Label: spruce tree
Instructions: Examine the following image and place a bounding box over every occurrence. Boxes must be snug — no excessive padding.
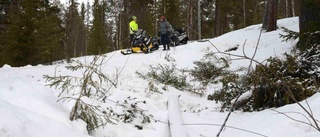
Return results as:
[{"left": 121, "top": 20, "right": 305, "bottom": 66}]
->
[
  {"left": 88, "top": 0, "right": 108, "bottom": 55},
  {"left": 0, "top": 0, "right": 11, "bottom": 66},
  {"left": 164, "top": 0, "right": 181, "bottom": 29},
  {"left": 35, "top": 1, "right": 64, "bottom": 64},
  {"left": 2, "top": 0, "right": 63, "bottom": 66},
  {"left": 80, "top": 2, "right": 88, "bottom": 55},
  {"left": 0, "top": 0, "right": 10, "bottom": 30},
  {"left": 64, "top": 0, "right": 86, "bottom": 62}
]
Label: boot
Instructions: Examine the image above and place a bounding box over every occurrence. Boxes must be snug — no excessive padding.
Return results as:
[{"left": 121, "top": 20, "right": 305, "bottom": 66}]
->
[{"left": 163, "top": 44, "right": 167, "bottom": 50}]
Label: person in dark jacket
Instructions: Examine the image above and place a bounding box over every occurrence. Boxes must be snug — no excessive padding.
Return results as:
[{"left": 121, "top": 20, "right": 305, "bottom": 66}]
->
[{"left": 159, "top": 15, "right": 173, "bottom": 50}]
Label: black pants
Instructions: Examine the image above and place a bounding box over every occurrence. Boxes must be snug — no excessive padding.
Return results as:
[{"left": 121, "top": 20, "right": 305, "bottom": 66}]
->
[
  {"left": 130, "top": 34, "right": 135, "bottom": 45},
  {"left": 161, "top": 33, "right": 170, "bottom": 50}
]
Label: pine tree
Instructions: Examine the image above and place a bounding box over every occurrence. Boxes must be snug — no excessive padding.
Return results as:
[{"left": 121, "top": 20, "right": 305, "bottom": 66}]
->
[
  {"left": 0, "top": 0, "right": 10, "bottom": 30},
  {"left": 87, "top": 0, "right": 108, "bottom": 55},
  {"left": 1, "top": 0, "right": 63, "bottom": 66},
  {"left": 117, "top": 0, "right": 129, "bottom": 49},
  {"left": 0, "top": 0, "right": 11, "bottom": 66},
  {"left": 80, "top": 2, "right": 88, "bottom": 55},
  {"left": 35, "top": 1, "right": 64, "bottom": 64},
  {"left": 200, "top": 0, "right": 214, "bottom": 38},
  {"left": 64, "top": 0, "right": 86, "bottom": 62},
  {"left": 163, "top": 0, "right": 181, "bottom": 29}
]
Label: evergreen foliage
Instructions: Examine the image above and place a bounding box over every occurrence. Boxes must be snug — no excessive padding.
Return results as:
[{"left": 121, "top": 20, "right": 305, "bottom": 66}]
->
[
  {"left": 189, "top": 52, "right": 250, "bottom": 111},
  {"left": 200, "top": 0, "right": 215, "bottom": 38},
  {"left": 0, "top": 0, "right": 11, "bottom": 66},
  {"left": 205, "top": 51, "right": 317, "bottom": 111},
  {"left": 0, "top": 0, "right": 305, "bottom": 67},
  {"left": 44, "top": 55, "right": 152, "bottom": 134},
  {"left": 208, "top": 74, "right": 252, "bottom": 112},
  {"left": 138, "top": 52, "right": 238, "bottom": 97},
  {"left": 0, "top": 0, "right": 10, "bottom": 29},
  {"left": 113, "top": 96, "right": 152, "bottom": 128},
  {"left": 1, "top": 0, "right": 63, "bottom": 66},
  {"left": 248, "top": 52, "right": 317, "bottom": 110},
  {"left": 44, "top": 55, "right": 117, "bottom": 134},
  {"left": 64, "top": 0, "right": 87, "bottom": 62},
  {"left": 88, "top": 0, "right": 109, "bottom": 55},
  {"left": 279, "top": 27, "right": 299, "bottom": 42},
  {"left": 136, "top": 64, "right": 192, "bottom": 93},
  {"left": 164, "top": 0, "right": 181, "bottom": 28},
  {"left": 190, "top": 52, "right": 230, "bottom": 86},
  {"left": 207, "top": 23, "right": 319, "bottom": 112}
]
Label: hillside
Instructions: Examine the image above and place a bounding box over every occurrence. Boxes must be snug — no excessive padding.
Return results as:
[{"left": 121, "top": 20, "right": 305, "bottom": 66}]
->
[{"left": 1, "top": 17, "right": 319, "bottom": 137}]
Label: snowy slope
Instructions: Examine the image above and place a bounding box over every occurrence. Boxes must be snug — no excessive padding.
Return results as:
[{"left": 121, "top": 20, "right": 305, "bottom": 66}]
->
[{"left": 1, "top": 17, "right": 319, "bottom": 137}]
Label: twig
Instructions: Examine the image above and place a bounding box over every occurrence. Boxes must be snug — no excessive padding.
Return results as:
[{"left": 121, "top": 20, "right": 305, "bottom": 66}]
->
[
  {"left": 182, "top": 24, "right": 221, "bottom": 52},
  {"left": 184, "top": 123, "right": 268, "bottom": 137},
  {"left": 270, "top": 109, "right": 319, "bottom": 131},
  {"left": 216, "top": 26, "right": 264, "bottom": 137}
]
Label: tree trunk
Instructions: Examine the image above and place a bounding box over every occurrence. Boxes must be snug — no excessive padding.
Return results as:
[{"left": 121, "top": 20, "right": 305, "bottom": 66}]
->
[
  {"left": 299, "top": 0, "right": 320, "bottom": 32},
  {"left": 262, "top": 0, "right": 278, "bottom": 32},
  {"left": 286, "top": 0, "right": 289, "bottom": 17},
  {"left": 197, "top": 0, "right": 201, "bottom": 40},
  {"left": 214, "top": 0, "right": 221, "bottom": 37},
  {"left": 116, "top": 12, "right": 120, "bottom": 49},
  {"left": 163, "top": 0, "right": 166, "bottom": 14},
  {"left": 298, "top": 0, "right": 320, "bottom": 50},
  {"left": 154, "top": 0, "right": 157, "bottom": 36},
  {"left": 291, "top": 0, "right": 295, "bottom": 16},
  {"left": 122, "top": 1, "right": 129, "bottom": 48},
  {"left": 262, "top": 0, "right": 268, "bottom": 29},
  {"left": 267, "top": 0, "right": 278, "bottom": 31},
  {"left": 188, "top": 0, "right": 193, "bottom": 39},
  {"left": 243, "top": 0, "right": 246, "bottom": 27}
]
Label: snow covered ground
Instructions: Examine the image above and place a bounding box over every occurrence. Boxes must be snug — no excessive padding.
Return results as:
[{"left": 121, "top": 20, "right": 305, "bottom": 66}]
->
[{"left": 1, "top": 17, "right": 319, "bottom": 137}]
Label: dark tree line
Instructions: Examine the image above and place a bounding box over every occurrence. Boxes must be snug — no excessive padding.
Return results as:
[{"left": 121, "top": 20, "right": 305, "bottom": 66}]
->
[
  {"left": 0, "top": 0, "right": 63, "bottom": 66},
  {"left": 0, "top": 0, "right": 318, "bottom": 67}
]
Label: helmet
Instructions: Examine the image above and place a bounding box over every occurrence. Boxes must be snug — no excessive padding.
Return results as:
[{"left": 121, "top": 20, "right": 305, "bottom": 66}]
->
[
  {"left": 132, "top": 16, "right": 137, "bottom": 20},
  {"left": 160, "top": 15, "right": 165, "bottom": 20}
]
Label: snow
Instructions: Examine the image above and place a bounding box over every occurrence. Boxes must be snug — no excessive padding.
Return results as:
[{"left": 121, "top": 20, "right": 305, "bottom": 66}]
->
[
  {"left": 1, "top": 17, "right": 319, "bottom": 137},
  {"left": 167, "top": 94, "right": 188, "bottom": 137}
]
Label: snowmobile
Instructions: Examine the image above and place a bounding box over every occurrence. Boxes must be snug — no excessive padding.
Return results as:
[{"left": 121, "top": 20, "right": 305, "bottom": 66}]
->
[
  {"left": 121, "top": 29, "right": 159, "bottom": 55},
  {"left": 170, "top": 27, "right": 188, "bottom": 46},
  {"left": 158, "top": 27, "right": 189, "bottom": 47}
]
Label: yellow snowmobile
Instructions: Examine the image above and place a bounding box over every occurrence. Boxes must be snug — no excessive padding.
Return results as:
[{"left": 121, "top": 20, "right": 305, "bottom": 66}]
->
[{"left": 121, "top": 29, "right": 159, "bottom": 55}]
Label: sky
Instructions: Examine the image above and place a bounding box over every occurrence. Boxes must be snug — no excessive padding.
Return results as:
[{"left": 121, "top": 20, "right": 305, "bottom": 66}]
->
[
  {"left": 58, "top": 0, "right": 91, "bottom": 5},
  {"left": 1, "top": 17, "right": 320, "bottom": 137}
]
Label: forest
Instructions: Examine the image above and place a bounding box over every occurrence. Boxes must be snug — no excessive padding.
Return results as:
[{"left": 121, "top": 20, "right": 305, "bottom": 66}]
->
[{"left": 0, "top": 0, "right": 319, "bottom": 67}]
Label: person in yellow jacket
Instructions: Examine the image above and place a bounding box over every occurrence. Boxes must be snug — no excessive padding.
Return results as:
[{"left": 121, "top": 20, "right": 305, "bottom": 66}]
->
[{"left": 129, "top": 16, "right": 138, "bottom": 45}]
